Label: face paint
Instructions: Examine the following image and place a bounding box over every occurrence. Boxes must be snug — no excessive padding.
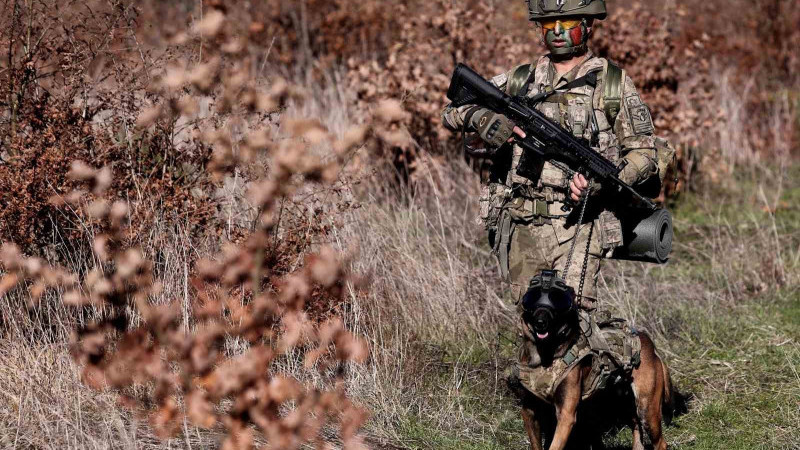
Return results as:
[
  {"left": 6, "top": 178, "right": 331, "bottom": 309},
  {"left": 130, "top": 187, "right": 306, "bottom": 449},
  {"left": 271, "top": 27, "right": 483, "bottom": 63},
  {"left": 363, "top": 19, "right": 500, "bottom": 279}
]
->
[
  {"left": 568, "top": 25, "right": 585, "bottom": 46},
  {"left": 541, "top": 19, "right": 589, "bottom": 56}
]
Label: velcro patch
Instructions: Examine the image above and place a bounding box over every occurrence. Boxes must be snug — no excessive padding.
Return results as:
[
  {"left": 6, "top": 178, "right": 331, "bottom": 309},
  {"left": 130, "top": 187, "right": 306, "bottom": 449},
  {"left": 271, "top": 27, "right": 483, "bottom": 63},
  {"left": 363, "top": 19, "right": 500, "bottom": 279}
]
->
[
  {"left": 491, "top": 73, "right": 508, "bottom": 88},
  {"left": 625, "top": 94, "right": 654, "bottom": 135}
]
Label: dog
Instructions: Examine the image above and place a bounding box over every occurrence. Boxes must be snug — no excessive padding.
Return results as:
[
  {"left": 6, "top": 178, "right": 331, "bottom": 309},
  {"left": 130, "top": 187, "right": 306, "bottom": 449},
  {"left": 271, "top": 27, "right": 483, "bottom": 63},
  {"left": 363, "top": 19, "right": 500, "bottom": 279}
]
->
[{"left": 509, "top": 271, "right": 673, "bottom": 450}]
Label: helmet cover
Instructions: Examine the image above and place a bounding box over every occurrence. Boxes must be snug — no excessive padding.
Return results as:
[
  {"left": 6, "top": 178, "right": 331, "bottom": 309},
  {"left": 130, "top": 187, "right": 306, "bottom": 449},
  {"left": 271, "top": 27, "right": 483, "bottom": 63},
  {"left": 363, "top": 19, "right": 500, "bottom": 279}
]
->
[{"left": 527, "top": 0, "right": 608, "bottom": 21}]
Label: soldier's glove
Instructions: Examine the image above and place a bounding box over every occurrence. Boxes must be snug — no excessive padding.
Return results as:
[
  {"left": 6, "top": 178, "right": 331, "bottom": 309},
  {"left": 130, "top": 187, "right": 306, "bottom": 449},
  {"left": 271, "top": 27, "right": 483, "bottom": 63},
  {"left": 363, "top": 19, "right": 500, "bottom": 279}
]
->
[
  {"left": 618, "top": 152, "right": 658, "bottom": 186},
  {"left": 471, "top": 110, "right": 515, "bottom": 148}
]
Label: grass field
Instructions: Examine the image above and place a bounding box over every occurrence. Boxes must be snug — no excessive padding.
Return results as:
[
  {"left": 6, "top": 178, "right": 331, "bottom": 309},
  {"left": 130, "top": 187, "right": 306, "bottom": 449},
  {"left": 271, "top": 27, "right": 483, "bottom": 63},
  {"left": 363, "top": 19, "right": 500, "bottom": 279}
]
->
[
  {"left": 1, "top": 160, "right": 797, "bottom": 450},
  {"left": 2, "top": 1, "right": 799, "bottom": 447},
  {"left": 1, "top": 121, "right": 796, "bottom": 450},
  {"left": 361, "top": 163, "right": 800, "bottom": 450}
]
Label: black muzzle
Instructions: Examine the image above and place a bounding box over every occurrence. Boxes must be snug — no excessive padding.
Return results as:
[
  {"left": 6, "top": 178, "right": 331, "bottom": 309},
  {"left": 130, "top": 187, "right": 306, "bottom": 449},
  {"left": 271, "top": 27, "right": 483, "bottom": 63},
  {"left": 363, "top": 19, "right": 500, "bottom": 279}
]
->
[{"left": 521, "top": 270, "right": 576, "bottom": 340}]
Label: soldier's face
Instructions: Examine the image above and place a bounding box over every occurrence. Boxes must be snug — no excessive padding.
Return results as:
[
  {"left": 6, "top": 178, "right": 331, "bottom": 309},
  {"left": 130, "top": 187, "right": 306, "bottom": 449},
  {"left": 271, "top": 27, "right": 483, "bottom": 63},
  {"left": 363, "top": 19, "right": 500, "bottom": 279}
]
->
[{"left": 539, "top": 18, "right": 591, "bottom": 52}]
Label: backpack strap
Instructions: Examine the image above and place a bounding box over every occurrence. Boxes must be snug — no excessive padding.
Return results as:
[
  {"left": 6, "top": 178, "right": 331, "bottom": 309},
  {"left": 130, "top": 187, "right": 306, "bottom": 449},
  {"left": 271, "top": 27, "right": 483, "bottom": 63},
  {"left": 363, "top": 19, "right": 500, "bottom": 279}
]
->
[
  {"left": 507, "top": 63, "right": 535, "bottom": 98},
  {"left": 603, "top": 60, "right": 624, "bottom": 124}
]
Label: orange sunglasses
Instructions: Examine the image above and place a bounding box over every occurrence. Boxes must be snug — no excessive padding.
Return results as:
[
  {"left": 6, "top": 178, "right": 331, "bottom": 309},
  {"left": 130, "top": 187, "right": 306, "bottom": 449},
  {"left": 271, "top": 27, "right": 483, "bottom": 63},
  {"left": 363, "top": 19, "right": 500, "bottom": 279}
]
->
[{"left": 539, "top": 19, "right": 584, "bottom": 31}]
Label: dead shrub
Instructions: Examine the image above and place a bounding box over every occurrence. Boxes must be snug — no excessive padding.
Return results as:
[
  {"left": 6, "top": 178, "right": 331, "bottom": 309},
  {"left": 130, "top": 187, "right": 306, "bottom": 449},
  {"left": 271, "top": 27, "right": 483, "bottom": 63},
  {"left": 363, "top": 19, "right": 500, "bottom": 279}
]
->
[{"left": 0, "top": 2, "right": 385, "bottom": 448}]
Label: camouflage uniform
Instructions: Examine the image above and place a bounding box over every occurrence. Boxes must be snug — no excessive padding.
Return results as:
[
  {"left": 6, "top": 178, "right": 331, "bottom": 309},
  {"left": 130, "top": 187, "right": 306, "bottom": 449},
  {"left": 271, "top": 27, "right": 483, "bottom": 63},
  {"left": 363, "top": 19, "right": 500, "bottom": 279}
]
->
[
  {"left": 442, "top": 51, "right": 660, "bottom": 307},
  {"left": 442, "top": 0, "right": 670, "bottom": 407}
]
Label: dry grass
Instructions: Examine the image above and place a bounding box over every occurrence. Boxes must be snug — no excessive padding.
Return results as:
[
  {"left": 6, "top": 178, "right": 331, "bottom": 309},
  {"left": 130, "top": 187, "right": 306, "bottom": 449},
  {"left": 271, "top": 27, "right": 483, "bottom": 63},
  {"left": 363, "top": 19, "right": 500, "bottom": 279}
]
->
[{"left": 1, "top": 1, "right": 799, "bottom": 449}]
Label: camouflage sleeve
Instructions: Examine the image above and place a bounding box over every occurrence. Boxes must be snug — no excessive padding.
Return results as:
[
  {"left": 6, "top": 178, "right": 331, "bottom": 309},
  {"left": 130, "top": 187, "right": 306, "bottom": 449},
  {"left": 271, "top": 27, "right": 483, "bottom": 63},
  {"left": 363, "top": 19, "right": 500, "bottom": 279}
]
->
[
  {"left": 613, "top": 75, "right": 659, "bottom": 186},
  {"left": 440, "top": 70, "right": 511, "bottom": 131}
]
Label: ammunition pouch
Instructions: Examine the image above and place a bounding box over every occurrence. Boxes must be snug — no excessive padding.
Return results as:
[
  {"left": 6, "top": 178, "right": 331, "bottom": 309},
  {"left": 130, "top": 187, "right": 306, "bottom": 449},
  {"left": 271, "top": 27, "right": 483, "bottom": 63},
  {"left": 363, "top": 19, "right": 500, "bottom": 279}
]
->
[
  {"left": 598, "top": 210, "right": 623, "bottom": 251},
  {"left": 654, "top": 136, "right": 677, "bottom": 185},
  {"left": 479, "top": 183, "right": 511, "bottom": 230},
  {"left": 506, "top": 196, "right": 553, "bottom": 225}
]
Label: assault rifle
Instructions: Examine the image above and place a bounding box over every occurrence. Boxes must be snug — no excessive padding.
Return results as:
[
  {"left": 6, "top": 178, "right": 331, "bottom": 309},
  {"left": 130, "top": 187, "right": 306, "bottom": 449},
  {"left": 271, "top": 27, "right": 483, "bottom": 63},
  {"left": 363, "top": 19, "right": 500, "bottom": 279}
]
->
[{"left": 446, "top": 63, "right": 657, "bottom": 211}]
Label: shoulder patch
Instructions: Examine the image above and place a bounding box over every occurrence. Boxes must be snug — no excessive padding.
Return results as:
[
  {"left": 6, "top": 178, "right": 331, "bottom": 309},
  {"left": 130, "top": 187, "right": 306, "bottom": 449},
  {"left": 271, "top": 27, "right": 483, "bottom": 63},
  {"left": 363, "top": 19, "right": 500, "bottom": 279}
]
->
[
  {"left": 491, "top": 73, "right": 508, "bottom": 88},
  {"left": 625, "top": 94, "right": 654, "bottom": 135}
]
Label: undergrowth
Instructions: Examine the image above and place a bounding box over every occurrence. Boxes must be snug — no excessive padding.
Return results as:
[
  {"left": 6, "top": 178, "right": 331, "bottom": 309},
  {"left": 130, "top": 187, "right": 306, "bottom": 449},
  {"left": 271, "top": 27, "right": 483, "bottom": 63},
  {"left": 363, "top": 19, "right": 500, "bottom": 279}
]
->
[
  {"left": 357, "top": 161, "right": 799, "bottom": 449},
  {"left": 1, "top": 1, "right": 798, "bottom": 449}
]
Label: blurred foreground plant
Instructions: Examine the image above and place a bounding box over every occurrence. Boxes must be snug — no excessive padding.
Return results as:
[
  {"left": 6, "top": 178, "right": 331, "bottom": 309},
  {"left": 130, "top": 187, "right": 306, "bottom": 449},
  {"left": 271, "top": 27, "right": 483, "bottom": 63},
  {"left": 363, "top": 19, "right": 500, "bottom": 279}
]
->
[{"left": 0, "top": 4, "right": 419, "bottom": 448}]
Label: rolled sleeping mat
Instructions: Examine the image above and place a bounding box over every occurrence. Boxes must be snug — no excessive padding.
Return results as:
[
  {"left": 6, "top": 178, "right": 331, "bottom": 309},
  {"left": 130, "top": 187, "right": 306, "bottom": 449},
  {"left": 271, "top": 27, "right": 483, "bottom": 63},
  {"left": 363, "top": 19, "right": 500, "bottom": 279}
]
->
[{"left": 611, "top": 208, "right": 673, "bottom": 264}]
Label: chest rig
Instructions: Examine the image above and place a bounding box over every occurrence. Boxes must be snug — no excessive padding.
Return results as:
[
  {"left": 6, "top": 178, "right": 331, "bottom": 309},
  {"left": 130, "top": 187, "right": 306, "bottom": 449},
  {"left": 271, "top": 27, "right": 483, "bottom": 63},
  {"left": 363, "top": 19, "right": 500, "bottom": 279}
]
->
[
  {"left": 481, "top": 56, "right": 627, "bottom": 274},
  {"left": 505, "top": 56, "right": 624, "bottom": 191}
]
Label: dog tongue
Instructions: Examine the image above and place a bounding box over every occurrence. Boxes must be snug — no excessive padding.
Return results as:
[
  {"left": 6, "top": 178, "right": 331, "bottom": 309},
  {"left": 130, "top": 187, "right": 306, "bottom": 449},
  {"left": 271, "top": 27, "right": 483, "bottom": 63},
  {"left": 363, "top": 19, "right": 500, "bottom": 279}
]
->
[{"left": 536, "top": 331, "right": 549, "bottom": 340}]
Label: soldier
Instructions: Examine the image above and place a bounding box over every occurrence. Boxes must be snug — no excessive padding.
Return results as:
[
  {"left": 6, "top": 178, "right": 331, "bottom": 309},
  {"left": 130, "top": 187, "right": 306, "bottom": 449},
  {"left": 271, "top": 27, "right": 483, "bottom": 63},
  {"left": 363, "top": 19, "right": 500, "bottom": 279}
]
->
[
  {"left": 442, "top": 0, "right": 663, "bottom": 311},
  {"left": 441, "top": 0, "right": 677, "bottom": 411}
]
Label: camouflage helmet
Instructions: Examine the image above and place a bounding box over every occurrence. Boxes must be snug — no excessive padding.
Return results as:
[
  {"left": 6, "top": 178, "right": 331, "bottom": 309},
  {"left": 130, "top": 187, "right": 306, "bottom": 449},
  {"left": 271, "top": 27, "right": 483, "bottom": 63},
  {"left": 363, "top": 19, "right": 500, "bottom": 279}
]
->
[{"left": 527, "top": 0, "right": 608, "bottom": 21}]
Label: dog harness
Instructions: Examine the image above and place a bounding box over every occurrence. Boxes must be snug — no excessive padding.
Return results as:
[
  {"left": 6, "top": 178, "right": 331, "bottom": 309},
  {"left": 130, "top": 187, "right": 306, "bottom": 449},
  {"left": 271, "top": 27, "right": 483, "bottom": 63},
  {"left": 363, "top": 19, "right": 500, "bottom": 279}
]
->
[{"left": 515, "top": 311, "right": 642, "bottom": 403}]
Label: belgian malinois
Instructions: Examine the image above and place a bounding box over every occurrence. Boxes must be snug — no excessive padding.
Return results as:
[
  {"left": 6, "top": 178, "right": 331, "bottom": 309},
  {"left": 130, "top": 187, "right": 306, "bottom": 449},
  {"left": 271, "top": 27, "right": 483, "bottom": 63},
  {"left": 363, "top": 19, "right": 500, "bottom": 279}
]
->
[{"left": 510, "top": 271, "right": 673, "bottom": 450}]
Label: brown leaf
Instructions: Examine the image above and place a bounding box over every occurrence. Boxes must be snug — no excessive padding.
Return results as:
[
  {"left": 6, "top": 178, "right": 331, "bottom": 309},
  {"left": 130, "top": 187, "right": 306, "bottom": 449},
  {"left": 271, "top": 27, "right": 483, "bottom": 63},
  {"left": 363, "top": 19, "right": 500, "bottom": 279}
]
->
[
  {"left": 23, "top": 257, "right": 43, "bottom": 277},
  {"left": 136, "top": 105, "right": 163, "bottom": 129},
  {"left": 196, "top": 258, "right": 223, "bottom": 282},
  {"left": 47, "top": 194, "right": 66, "bottom": 207},
  {"left": 109, "top": 201, "right": 129, "bottom": 226},
  {"left": 116, "top": 249, "right": 145, "bottom": 279},
  {"left": 187, "top": 390, "right": 217, "bottom": 428},
  {"left": 192, "top": 10, "right": 225, "bottom": 38},
  {"left": 67, "top": 161, "right": 96, "bottom": 181},
  {"left": 161, "top": 67, "right": 186, "bottom": 91},
  {"left": 0, "top": 243, "right": 22, "bottom": 270},
  {"left": 87, "top": 199, "right": 110, "bottom": 219},
  {"left": 378, "top": 129, "right": 411, "bottom": 148},
  {"left": 151, "top": 397, "right": 181, "bottom": 439},
  {"left": 82, "top": 365, "right": 108, "bottom": 391},
  {"left": 307, "top": 246, "right": 341, "bottom": 287},
  {"left": 245, "top": 129, "right": 273, "bottom": 152},
  {"left": 187, "top": 58, "right": 220, "bottom": 93},
  {"left": 28, "top": 283, "right": 46, "bottom": 304},
  {"left": 221, "top": 426, "right": 254, "bottom": 450},
  {"left": 222, "top": 37, "right": 246, "bottom": 54},
  {"left": 375, "top": 99, "right": 409, "bottom": 123},
  {"left": 0, "top": 273, "right": 20, "bottom": 297},
  {"left": 65, "top": 190, "right": 85, "bottom": 205},
  {"left": 93, "top": 167, "right": 112, "bottom": 195},
  {"left": 175, "top": 96, "right": 199, "bottom": 116},
  {"left": 285, "top": 118, "right": 329, "bottom": 145},
  {"left": 334, "top": 125, "right": 370, "bottom": 154},
  {"left": 63, "top": 289, "right": 89, "bottom": 306},
  {"left": 279, "top": 312, "right": 312, "bottom": 352},
  {"left": 338, "top": 335, "right": 369, "bottom": 363},
  {"left": 279, "top": 272, "right": 312, "bottom": 307},
  {"left": 343, "top": 435, "right": 370, "bottom": 450},
  {"left": 266, "top": 376, "right": 304, "bottom": 404}
]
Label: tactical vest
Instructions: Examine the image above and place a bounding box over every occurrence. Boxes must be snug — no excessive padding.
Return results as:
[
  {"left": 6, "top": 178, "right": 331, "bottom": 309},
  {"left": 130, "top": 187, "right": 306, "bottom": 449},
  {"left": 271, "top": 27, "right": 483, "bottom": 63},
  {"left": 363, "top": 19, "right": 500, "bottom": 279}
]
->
[
  {"left": 506, "top": 56, "right": 624, "bottom": 188},
  {"left": 515, "top": 311, "right": 643, "bottom": 404},
  {"left": 480, "top": 56, "right": 627, "bottom": 250}
]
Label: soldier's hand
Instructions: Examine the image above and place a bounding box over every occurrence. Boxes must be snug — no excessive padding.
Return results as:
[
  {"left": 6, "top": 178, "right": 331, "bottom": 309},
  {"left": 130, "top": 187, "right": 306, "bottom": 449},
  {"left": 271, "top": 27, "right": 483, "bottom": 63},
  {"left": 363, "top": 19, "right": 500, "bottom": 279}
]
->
[
  {"left": 507, "top": 126, "right": 526, "bottom": 143},
  {"left": 569, "top": 173, "right": 589, "bottom": 201},
  {"left": 473, "top": 111, "right": 516, "bottom": 147}
]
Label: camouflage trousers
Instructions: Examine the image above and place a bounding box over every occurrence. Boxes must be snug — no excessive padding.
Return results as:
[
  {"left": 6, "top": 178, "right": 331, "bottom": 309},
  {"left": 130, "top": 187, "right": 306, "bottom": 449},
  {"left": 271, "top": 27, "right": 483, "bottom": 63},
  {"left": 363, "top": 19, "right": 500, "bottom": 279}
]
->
[
  {"left": 497, "top": 202, "right": 636, "bottom": 404},
  {"left": 505, "top": 209, "right": 604, "bottom": 308}
]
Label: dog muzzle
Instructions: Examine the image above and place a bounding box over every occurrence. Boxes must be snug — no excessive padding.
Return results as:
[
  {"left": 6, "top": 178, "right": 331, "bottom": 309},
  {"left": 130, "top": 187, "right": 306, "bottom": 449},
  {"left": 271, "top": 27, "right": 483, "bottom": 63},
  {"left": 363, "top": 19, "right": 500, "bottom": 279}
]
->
[
  {"left": 521, "top": 270, "right": 576, "bottom": 340},
  {"left": 531, "top": 308, "right": 554, "bottom": 340}
]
